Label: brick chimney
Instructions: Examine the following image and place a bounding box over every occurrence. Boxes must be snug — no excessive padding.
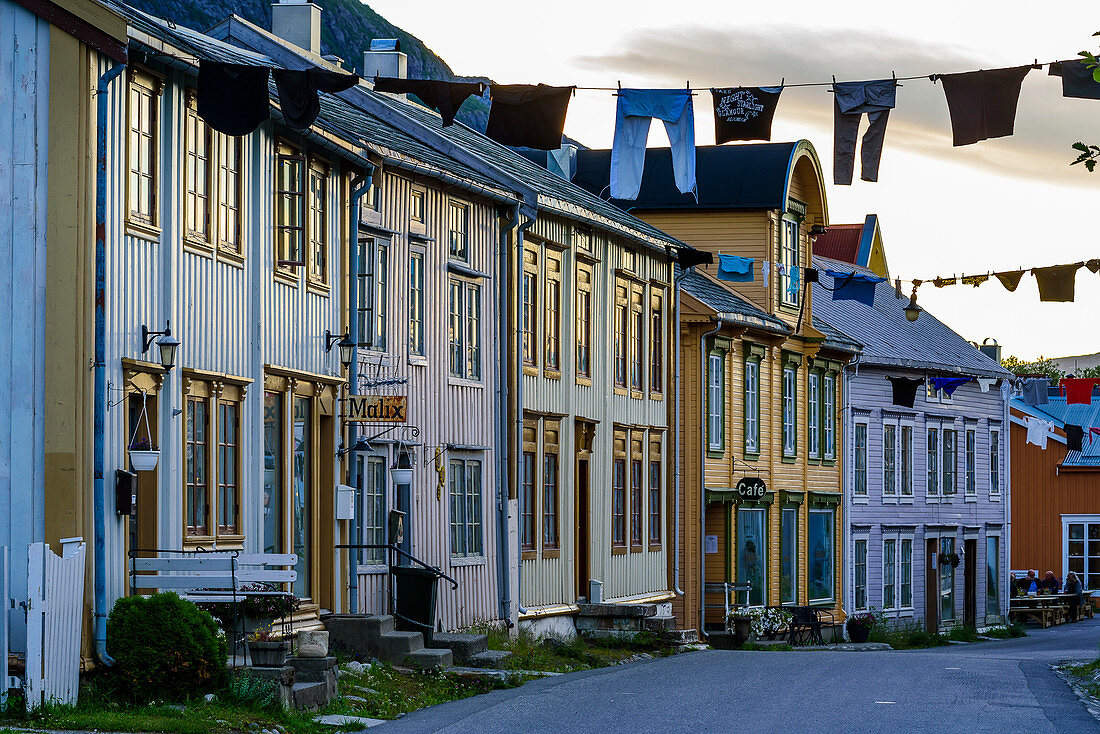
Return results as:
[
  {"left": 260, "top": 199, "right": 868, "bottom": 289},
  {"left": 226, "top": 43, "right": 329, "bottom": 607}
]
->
[{"left": 271, "top": 0, "right": 321, "bottom": 55}]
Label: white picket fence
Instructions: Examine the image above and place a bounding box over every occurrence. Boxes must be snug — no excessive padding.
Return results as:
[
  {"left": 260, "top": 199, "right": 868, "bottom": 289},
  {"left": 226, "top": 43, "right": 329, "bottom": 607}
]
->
[{"left": 24, "top": 538, "right": 85, "bottom": 710}]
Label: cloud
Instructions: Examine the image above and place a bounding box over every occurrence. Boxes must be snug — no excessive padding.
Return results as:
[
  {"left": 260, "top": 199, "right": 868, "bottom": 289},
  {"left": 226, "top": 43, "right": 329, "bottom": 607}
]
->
[{"left": 577, "top": 25, "right": 1100, "bottom": 185}]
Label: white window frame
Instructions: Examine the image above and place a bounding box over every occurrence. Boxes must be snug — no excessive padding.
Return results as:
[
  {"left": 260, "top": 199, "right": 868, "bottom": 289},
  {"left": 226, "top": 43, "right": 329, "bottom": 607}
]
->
[
  {"left": 882, "top": 421, "right": 897, "bottom": 499},
  {"left": 881, "top": 531, "right": 915, "bottom": 613},
  {"left": 448, "top": 277, "right": 482, "bottom": 381},
  {"left": 449, "top": 457, "right": 484, "bottom": 560},
  {"left": 1062, "top": 515, "right": 1100, "bottom": 591},
  {"left": 926, "top": 425, "right": 940, "bottom": 499},
  {"left": 707, "top": 352, "right": 724, "bottom": 452},
  {"left": 782, "top": 365, "right": 797, "bottom": 457},
  {"left": 358, "top": 454, "right": 387, "bottom": 566},
  {"left": 357, "top": 237, "right": 388, "bottom": 351},
  {"left": 779, "top": 217, "right": 800, "bottom": 307},
  {"left": 854, "top": 538, "right": 868, "bottom": 611},
  {"left": 989, "top": 427, "right": 1001, "bottom": 497},
  {"left": 823, "top": 374, "right": 836, "bottom": 460},
  {"left": 807, "top": 372, "right": 820, "bottom": 460},
  {"left": 900, "top": 421, "right": 914, "bottom": 499},
  {"left": 853, "top": 421, "right": 868, "bottom": 498},
  {"left": 883, "top": 537, "right": 897, "bottom": 610},
  {"left": 807, "top": 508, "right": 835, "bottom": 603},
  {"left": 943, "top": 427, "right": 958, "bottom": 496},
  {"left": 744, "top": 359, "right": 759, "bottom": 454},
  {"left": 965, "top": 427, "right": 977, "bottom": 498},
  {"left": 408, "top": 249, "right": 425, "bottom": 357}
]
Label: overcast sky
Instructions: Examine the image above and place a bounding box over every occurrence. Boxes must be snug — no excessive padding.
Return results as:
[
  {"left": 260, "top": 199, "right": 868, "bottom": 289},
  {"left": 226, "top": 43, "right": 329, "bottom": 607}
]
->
[{"left": 369, "top": 0, "right": 1100, "bottom": 361}]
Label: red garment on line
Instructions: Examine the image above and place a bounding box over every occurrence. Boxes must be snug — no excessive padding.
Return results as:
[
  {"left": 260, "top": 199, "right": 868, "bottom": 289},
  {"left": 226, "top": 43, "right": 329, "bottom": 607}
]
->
[{"left": 1061, "top": 378, "right": 1100, "bottom": 405}]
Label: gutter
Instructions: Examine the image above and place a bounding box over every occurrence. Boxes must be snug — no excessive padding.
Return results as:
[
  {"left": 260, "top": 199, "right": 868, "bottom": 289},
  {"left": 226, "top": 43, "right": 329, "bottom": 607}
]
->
[
  {"left": 698, "top": 319, "right": 723, "bottom": 636},
  {"left": 93, "top": 61, "right": 127, "bottom": 666},
  {"left": 494, "top": 206, "right": 514, "bottom": 625},
  {"left": 346, "top": 167, "right": 374, "bottom": 612},
  {"left": 672, "top": 267, "right": 693, "bottom": 597},
  {"left": 513, "top": 203, "right": 535, "bottom": 617}
]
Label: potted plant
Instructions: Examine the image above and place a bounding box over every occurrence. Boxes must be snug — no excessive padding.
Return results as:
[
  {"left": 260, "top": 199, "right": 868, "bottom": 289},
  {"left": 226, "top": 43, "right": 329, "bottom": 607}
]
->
[
  {"left": 939, "top": 552, "right": 961, "bottom": 569},
  {"left": 846, "top": 612, "right": 875, "bottom": 643},
  {"left": 736, "top": 607, "right": 793, "bottom": 641},
  {"left": 196, "top": 585, "right": 299, "bottom": 647},
  {"left": 128, "top": 436, "right": 160, "bottom": 471},
  {"left": 247, "top": 624, "right": 288, "bottom": 667}
]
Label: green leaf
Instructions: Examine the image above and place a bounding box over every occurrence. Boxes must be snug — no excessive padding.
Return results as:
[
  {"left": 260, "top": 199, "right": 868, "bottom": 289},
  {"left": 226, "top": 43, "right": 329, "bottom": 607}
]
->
[
  {"left": 1087, "top": 160, "right": 1096, "bottom": 172},
  {"left": 1073, "top": 142, "right": 1089, "bottom": 152}
]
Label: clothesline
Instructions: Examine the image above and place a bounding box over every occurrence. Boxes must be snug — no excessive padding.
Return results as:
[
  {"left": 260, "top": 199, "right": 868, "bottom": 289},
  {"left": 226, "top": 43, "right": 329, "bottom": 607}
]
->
[{"left": 893, "top": 258, "right": 1100, "bottom": 290}]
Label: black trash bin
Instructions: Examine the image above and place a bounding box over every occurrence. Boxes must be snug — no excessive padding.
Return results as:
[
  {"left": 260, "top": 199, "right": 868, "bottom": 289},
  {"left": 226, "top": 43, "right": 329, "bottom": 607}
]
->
[{"left": 391, "top": 565, "right": 439, "bottom": 646}]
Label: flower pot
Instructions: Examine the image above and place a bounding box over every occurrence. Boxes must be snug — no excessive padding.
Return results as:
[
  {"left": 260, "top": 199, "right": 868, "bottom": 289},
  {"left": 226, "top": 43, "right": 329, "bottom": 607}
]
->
[
  {"left": 248, "top": 640, "right": 288, "bottom": 667},
  {"left": 847, "top": 624, "right": 870, "bottom": 644},
  {"left": 129, "top": 449, "right": 160, "bottom": 471}
]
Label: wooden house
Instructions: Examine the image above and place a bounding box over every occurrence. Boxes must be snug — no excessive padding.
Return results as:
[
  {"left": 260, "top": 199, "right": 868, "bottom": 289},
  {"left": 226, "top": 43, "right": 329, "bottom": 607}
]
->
[{"left": 574, "top": 142, "right": 857, "bottom": 632}]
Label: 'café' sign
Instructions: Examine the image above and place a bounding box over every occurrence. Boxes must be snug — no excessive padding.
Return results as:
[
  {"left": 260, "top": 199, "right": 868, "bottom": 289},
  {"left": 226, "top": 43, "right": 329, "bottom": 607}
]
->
[
  {"left": 343, "top": 395, "right": 407, "bottom": 423},
  {"left": 736, "top": 477, "right": 767, "bottom": 500}
]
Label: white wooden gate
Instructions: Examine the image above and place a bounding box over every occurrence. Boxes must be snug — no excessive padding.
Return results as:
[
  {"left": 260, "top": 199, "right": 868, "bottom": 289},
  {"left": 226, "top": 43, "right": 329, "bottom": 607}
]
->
[{"left": 25, "top": 538, "right": 85, "bottom": 710}]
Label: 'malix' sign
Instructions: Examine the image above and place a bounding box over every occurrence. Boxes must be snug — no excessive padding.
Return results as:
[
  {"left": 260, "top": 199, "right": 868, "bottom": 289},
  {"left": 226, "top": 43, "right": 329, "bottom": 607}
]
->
[{"left": 342, "top": 395, "right": 407, "bottom": 423}]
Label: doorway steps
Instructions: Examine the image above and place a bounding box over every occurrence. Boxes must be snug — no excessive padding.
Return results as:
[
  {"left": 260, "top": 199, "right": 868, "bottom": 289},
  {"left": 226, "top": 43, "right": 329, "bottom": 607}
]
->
[
  {"left": 576, "top": 603, "right": 699, "bottom": 644},
  {"left": 322, "top": 613, "right": 512, "bottom": 670}
]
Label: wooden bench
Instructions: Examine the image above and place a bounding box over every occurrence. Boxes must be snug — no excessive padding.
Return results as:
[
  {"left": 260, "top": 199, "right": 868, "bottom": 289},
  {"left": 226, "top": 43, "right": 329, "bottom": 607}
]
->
[{"left": 1009, "top": 599, "right": 1068, "bottom": 628}]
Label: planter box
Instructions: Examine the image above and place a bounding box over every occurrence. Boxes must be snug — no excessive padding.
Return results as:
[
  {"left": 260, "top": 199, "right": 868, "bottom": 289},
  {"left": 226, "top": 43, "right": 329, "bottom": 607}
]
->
[
  {"left": 129, "top": 449, "right": 160, "bottom": 471},
  {"left": 248, "top": 640, "right": 289, "bottom": 667}
]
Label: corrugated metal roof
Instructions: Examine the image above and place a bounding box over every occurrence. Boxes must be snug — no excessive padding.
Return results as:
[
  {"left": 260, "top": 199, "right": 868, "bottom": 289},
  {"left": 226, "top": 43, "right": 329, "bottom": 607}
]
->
[
  {"left": 573, "top": 143, "right": 800, "bottom": 211},
  {"left": 1011, "top": 396, "right": 1100, "bottom": 466},
  {"left": 678, "top": 269, "right": 789, "bottom": 334},
  {"left": 813, "top": 223, "right": 863, "bottom": 264},
  {"left": 812, "top": 255, "right": 1011, "bottom": 379}
]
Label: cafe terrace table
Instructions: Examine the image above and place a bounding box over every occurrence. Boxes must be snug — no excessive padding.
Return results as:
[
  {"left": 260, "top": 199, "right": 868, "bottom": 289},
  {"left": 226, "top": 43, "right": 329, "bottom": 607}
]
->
[{"left": 1009, "top": 595, "right": 1069, "bottom": 628}]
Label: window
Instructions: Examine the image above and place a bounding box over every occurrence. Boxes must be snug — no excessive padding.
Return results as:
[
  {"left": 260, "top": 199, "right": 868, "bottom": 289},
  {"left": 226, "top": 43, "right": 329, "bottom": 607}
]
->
[
  {"left": 901, "top": 539, "right": 913, "bottom": 607},
  {"left": 448, "top": 201, "right": 469, "bottom": 260},
  {"left": 449, "top": 458, "right": 483, "bottom": 557},
  {"left": 630, "top": 285, "right": 645, "bottom": 392},
  {"left": 520, "top": 452, "right": 535, "bottom": 551},
  {"left": 410, "top": 188, "right": 425, "bottom": 224},
  {"left": 807, "top": 373, "right": 820, "bottom": 459},
  {"left": 217, "top": 135, "right": 242, "bottom": 254},
  {"left": 614, "top": 281, "right": 628, "bottom": 387},
  {"left": 990, "top": 429, "right": 1001, "bottom": 494},
  {"left": 522, "top": 249, "right": 538, "bottom": 367},
  {"left": 883, "top": 423, "right": 897, "bottom": 497},
  {"left": 927, "top": 427, "right": 939, "bottom": 496},
  {"left": 612, "top": 460, "right": 626, "bottom": 547},
  {"left": 986, "top": 536, "right": 1000, "bottom": 616},
  {"left": 708, "top": 353, "right": 724, "bottom": 452},
  {"left": 782, "top": 364, "right": 797, "bottom": 457},
  {"left": 356, "top": 238, "right": 388, "bottom": 348},
  {"left": 883, "top": 539, "right": 896, "bottom": 609},
  {"left": 927, "top": 381, "right": 953, "bottom": 403},
  {"left": 448, "top": 278, "right": 482, "bottom": 380},
  {"left": 648, "top": 434, "right": 662, "bottom": 545},
  {"left": 780, "top": 218, "right": 800, "bottom": 306},
  {"left": 409, "top": 251, "right": 425, "bottom": 356},
  {"left": 263, "top": 393, "right": 283, "bottom": 555},
  {"left": 184, "top": 96, "right": 211, "bottom": 243},
  {"left": 900, "top": 425, "right": 913, "bottom": 496},
  {"left": 737, "top": 508, "right": 766, "bottom": 606},
  {"left": 630, "top": 456, "right": 643, "bottom": 547},
  {"left": 940, "top": 536, "right": 955, "bottom": 620},
  {"left": 808, "top": 510, "right": 834, "bottom": 601},
  {"left": 128, "top": 72, "right": 158, "bottom": 226},
  {"left": 966, "top": 429, "right": 976, "bottom": 495},
  {"left": 361, "top": 456, "right": 386, "bottom": 565},
  {"left": 650, "top": 290, "right": 664, "bottom": 394},
  {"left": 1065, "top": 520, "right": 1100, "bottom": 591},
  {"left": 185, "top": 397, "right": 209, "bottom": 536},
  {"left": 823, "top": 375, "right": 836, "bottom": 460},
  {"left": 543, "top": 420, "right": 559, "bottom": 549},
  {"left": 576, "top": 265, "right": 592, "bottom": 379},
  {"left": 943, "top": 429, "right": 957, "bottom": 495},
  {"left": 307, "top": 162, "right": 327, "bottom": 283},
  {"left": 292, "top": 397, "right": 311, "bottom": 597},
  {"left": 545, "top": 255, "right": 561, "bottom": 371},
  {"left": 854, "top": 539, "right": 867, "bottom": 610},
  {"left": 854, "top": 423, "right": 868, "bottom": 496},
  {"left": 781, "top": 508, "right": 797, "bottom": 605},
  {"left": 217, "top": 402, "right": 239, "bottom": 534},
  {"left": 745, "top": 358, "right": 760, "bottom": 454},
  {"left": 275, "top": 145, "right": 305, "bottom": 266}
]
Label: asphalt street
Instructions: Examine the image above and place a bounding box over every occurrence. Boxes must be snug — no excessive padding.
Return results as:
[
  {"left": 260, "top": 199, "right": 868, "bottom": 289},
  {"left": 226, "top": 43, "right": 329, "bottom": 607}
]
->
[{"left": 372, "top": 618, "right": 1100, "bottom": 734}]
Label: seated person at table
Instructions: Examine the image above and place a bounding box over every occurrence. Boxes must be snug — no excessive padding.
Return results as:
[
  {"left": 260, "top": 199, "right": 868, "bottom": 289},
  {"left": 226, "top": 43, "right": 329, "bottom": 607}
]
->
[
  {"left": 1040, "top": 571, "right": 1061, "bottom": 594},
  {"left": 1018, "top": 571, "right": 1039, "bottom": 595},
  {"left": 1066, "top": 572, "right": 1084, "bottom": 622}
]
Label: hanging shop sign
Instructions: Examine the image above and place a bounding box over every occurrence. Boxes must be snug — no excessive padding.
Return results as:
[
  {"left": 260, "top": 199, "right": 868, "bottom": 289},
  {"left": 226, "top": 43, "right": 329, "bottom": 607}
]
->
[
  {"left": 736, "top": 477, "right": 767, "bottom": 500},
  {"left": 342, "top": 395, "right": 407, "bottom": 423}
]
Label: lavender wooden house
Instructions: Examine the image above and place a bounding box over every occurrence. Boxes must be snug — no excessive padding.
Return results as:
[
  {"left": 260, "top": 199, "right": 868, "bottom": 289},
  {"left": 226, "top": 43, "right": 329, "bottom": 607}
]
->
[{"left": 813, "top": 254, "right": 1012, "bottom": 631}]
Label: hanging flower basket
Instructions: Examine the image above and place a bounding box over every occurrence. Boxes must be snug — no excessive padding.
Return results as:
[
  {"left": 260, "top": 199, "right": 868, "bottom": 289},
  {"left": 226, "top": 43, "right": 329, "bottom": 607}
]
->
[
  {"left": 939, "top": 551, "right": 961, "bottom": 568},
  {"left": 127, "top": 394, "right": 158, "bottom": 471},
  {"left": 129, "top": 449, "right": 160, "bottom": 471}
]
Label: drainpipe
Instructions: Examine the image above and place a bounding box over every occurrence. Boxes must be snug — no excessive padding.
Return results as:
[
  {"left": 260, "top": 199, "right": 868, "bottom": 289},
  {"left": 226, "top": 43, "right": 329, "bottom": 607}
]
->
[
  {"left": 513, "top": 203, "right": 535, "bottom": 616},
  {"left": 698, "top": 319, "right": 723, "bottom": 636},
  {"left": 495, "top": 206, "right": 514, "bottom": 624},
  {"left": 346, "top": 167, "right": 374, "bottom": 614},
  {"left": 672, "top": 267, "right": 693, "bottom": 597},
  {"left": 840, "top": 354, "right": 859, "bottom": 637},
  {"left": 93, "top": 62, "right": 126, "bottom": 667}
]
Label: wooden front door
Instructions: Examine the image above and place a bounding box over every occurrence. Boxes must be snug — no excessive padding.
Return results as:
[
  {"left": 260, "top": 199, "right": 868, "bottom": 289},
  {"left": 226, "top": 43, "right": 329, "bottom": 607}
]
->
[
  {"left": 127, "top": 392, "right": 159, "bottom": 564},
  {"left": 964, "top": 538, "right": 977, "bottom": 626},
  {"left": 926, "top": 538, "right": 939, "bottom": 632},
  {"left": 576, "top": 458, "right": 589, "bottom": 601}
]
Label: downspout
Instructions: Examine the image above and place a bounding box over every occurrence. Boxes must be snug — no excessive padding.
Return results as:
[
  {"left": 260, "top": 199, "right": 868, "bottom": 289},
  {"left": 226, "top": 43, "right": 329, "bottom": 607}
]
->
[
  {"left": 1003, "top": 378, "right": 1012, "bottom": 622},
  {"left": 93, "top": 62, "right": 126, "bottom": 667},
  {"left": 494, "top": 206, "right": 512, "bottom": 624},
  {"left": 346, "top": 167, "right": 374, "bottom": 613},
  {"left": 671, "top": 267, "right": 693, "bottom": 597},
  {"left": 698, "top": 319, "right": 723, "bottom": 636},
  {"left": 513, "top": 202, "right": 535, "bottom": 616},
  {"left": 841, "top": 353, "right": 859, "bottom": 637}
]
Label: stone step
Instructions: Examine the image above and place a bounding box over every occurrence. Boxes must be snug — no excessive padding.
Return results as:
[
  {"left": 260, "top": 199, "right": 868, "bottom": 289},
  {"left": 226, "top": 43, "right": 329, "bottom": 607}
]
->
[
  {"left": 432, "top": 633, "right": 488, "bottom": 663},
  {"left": 291, "top": 681, "right": 330, "bottom": 712},
  {"left": 405, "top": 647, "right": 453, "bottom": 669},
  {"left": 667, "top": 629, "right": 700, "bottom": 644},
  {"left": 643, "top": 616, "right": 677, "bottom": 632},
  {"left": 289, "top": 655, "right": 337, "bottom": 683},
  {"left": 576, "top": 602, "right": 657, "bottom": 619},
  {"left": 378, "top": 630, "right": 425, "bottom": 661},
  {"left": 467, "top": 649, "right": 513, "bottom": 669},
  {"left": 365, "top": 614, "right": 396, "bottom": 636}
]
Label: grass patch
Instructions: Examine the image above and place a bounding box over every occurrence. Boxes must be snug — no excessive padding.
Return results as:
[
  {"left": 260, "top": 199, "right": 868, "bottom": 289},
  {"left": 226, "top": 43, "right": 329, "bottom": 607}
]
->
[
  {"left": 947, "top": 625, "right": 982, "bottom": 643},
  {"left": 332, "top": 663, "right": 516, "bottom": 720},
  {"left": 739, "top": 642, "right": 793, "bottom": 651},
  {"left": 1065, "top": 646, "right": 1100, "bottom": 700},
  {"left": 982, "top": 623, "right": 1027, "bottom": 639},
  {"left": 867, "top": 621, "right": 951, "bottom": 650},
  {"left": 474, "top": 625, "right": 674, "bottom": 673}
]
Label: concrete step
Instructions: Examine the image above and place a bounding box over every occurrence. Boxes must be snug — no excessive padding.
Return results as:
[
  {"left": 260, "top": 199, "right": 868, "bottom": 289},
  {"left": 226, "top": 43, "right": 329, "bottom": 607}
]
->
[
  {"left": 365, "top": 615, "right": 396, "bottom": 636},
  {"left": 643, "top": 616, "right": 677, "bottom": 632},
  {"left": 576, "top": 603, "right": 657, "bottom": 619},
  {"left": 467, "top": 649, "right": 513, "bottom": 669},
  {"left": 378, "top": 630, "right": 424, "bottom": 661},
  {"left": 405, "top": 647, "right": 453, "bottom": 669},
  {"left": 291, "top": 681, "right": 331, "bottom": 711},
  {"left": 667, "top": 629, "right": 700, "bottom": 644},
  {"left": 432, "top": 633, "right": 488, "bottom": 663}
]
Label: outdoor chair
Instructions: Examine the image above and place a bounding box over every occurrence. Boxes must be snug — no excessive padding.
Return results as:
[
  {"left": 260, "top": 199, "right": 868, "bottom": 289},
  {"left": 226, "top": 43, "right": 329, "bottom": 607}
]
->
[{"left": 787, "top": 606, "right": 836, "bottom": 646}]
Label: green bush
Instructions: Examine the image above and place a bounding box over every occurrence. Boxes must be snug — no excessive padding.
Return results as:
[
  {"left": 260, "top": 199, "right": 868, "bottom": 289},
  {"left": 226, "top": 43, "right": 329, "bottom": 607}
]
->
[
  {"left": 220, "top": 671, "right": 278, "bottom": 710},
  {"left": 106, "top": 592, "right": 227, "bottom": 702}
]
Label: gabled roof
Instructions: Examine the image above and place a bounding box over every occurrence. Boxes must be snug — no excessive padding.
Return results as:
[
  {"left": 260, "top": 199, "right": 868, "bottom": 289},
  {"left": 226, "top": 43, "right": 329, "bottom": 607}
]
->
[
  {"left": 812, "top": 255, "right": 1011, "bottom": 379},
  {"left": 678, "top": 269, "right": 789, "bottom": 335},
  {"left": 813, "top": 224, "right": 863, "bottom": 264},
  {"left": 1011, "top": 396, "right": 1100, "bottom": 467},
  {"left": 573, "top": 142, "right": 804, "bottom": 211}
]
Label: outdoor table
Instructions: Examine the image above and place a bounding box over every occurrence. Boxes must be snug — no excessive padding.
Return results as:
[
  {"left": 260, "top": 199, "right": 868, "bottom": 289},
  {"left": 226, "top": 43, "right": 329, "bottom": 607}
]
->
[{"left": 1008, "top": 594, "right": 1070, "bottom": 628}]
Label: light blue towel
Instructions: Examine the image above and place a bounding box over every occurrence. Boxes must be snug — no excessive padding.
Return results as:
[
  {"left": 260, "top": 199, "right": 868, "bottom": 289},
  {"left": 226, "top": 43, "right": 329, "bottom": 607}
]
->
[{"left": 717, "top": 255, "right": 754, "bottom": 282}]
